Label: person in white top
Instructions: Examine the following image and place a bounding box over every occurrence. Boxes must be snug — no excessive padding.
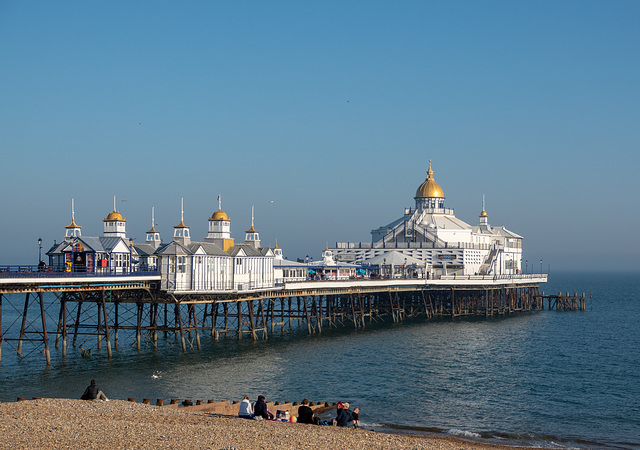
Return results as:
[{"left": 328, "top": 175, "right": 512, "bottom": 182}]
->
[{"left": 238, "top": 395, "right": 254, "bottom": 419}]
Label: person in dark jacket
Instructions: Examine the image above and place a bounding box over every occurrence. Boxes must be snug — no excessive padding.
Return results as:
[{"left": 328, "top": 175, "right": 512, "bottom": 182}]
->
[
  {"left": 81, "top": 379, "right": 109, "bottom": 401},
  {"left": 335, "top": 402, "right": 354, "bottom": 427},
  {"left": 254, "top": 395, "right": 274, "bottom": 420},
  {"left": 297, "top": 398, "right": 314, "bottom": 424}
]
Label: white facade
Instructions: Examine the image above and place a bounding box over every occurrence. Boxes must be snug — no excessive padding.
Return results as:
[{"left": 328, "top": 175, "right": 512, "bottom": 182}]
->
[
  {"left": 156, "top": 203, "right": 276, "bottom": 293},
  {"left": 331, "top": 162, "right": 523, "bottom": 276}
]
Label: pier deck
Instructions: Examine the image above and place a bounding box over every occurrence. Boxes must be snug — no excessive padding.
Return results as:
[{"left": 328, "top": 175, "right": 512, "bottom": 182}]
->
[{"left": 0, "top": 272, "right": 585, "bottom": 365}]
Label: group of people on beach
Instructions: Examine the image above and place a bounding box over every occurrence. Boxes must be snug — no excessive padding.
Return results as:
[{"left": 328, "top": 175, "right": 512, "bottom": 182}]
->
[
  {"left": 238, "top": 395, "right": 360, "bottom": 428},
  {"left": 79, "top": 380, "right": 360, "bottom": 429}
]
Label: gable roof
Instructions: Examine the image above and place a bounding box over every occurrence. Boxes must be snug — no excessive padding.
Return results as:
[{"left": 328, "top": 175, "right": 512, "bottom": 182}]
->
[
  {"left": 133, "top": 243, "right": 158, "bottom": 257},
  {"left": 188, "top": 241, "right": 229, "bottom": 256},
  {"left": 228, "top": 244, "right": 265, "bottom": 257},
  {"left": 155, "top": 241, "right": 192, "bottom": 256}
]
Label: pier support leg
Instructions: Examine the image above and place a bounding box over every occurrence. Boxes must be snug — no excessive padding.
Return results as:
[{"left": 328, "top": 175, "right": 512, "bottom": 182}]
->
[
  {"left": 152, "top": 303, "right": 158, "bottom": 346},
  {"left": 190, "top": 304, "right": 201, "bottom": 350},
  {"left": 17, "top": 293, "right": 30, "bottom": 357},
  {"left": 176, "top": 304, "right": 187, "bottom": 352},
  {"left": 39, "top": 292, "right": 51, "bottom": 365},
  {"left": 73, "top": 301, "right": 82, "bottom": 347},
  {"left": 136, "top": 303, "right": 142, "bottom": 351},
  {"left": 96, "top": 302, "right": 102, "bottom": 351},
  {"left": 62, "top": 297, "right": 67, "bottom": 357},
  {"left": 114, "top": 301, "right": 119, "bottom": 348},
  {"left": 101, "top": 291, "right": 112, "bottom": 359},
  {"left": 55, "top": 296, "right": 63, "bottom": 349},
  {"left": 0, "top": 293, "right": 3, "bottom": 363},
  {"left": 237, "top": 301, "right": 242, "bottom": 340}
]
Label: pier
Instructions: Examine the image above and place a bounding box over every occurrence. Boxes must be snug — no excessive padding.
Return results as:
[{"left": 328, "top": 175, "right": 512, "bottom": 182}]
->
[{"left": 0, "top": 269, "right": 585, "bottom": 365}]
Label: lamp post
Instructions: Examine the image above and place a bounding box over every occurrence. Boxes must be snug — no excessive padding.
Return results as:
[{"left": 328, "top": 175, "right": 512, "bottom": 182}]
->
[
  {"left": 540, "top": 259, "right": 543, "bottom": 275},
  {"left": 38, "top": 237, "right": 43, "bottom": 263},
  {"left": 525, "top": 260, "right": 528, "bottom": 274}
]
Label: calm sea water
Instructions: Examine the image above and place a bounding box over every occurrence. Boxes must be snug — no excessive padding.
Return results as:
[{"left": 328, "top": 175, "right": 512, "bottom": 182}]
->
[{"left": 0, "top": 271, "right": 638, "bottom": 448}]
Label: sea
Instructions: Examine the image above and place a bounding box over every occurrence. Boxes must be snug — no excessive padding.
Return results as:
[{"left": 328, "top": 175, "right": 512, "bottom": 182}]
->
[{"left": 0, "top": 271, "right": 638, "bottom": 449}]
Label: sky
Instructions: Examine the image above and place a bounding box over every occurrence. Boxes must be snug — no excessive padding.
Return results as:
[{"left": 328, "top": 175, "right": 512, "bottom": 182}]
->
[{"left": 1, "top": 1, "right": 639, "bottom": 271}]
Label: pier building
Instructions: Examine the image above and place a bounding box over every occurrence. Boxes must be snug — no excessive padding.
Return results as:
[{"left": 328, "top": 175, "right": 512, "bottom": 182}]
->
[
  {"left": 330, "top": 162, "right": 523, "bottom": 277},
  {"left": 0, "top": 161, "right": 575, "bottom": 367},
  {"left": 47, "top": 198, "right": 276, "bottom": 293}
]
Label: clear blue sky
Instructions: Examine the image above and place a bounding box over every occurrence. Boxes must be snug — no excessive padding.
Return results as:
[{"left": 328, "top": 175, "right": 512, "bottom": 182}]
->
[{"left": 1, "top": 1, "right": 639, "bottom": 271}]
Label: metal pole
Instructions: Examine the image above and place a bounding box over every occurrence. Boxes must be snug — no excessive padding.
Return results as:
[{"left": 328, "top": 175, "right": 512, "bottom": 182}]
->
[
  {"left": 39, "top": 292, "right": 51, "bottom": 365},
  {"left": 0, "top": 293, "right": 3, "bottom": 363},
  {"left": 101, "top": 290, "right": 112, "bottom": 358},
  {"left": 17, "top": 293, "right": 30, "bottom": 357}
]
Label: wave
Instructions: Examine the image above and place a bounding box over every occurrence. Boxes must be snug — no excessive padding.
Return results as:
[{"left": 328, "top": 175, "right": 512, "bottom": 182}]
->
[
  {"left": 371, "top": 423, "right": 621, "bottom": 449},
  {"left": 446, "top": 429, "right": 482, "bottom": 438}
]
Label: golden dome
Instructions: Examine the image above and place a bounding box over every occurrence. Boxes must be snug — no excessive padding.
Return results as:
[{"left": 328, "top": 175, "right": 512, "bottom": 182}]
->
[
  {"left": 479, "top": 210, "right": 488, "bottom": 218},
  {"left": 104, "top": 211, "right": 125, "bottom": 221},
  {"left": 210, "top": 209, "right": 230, "bottom": 221},
  {"left": 245, "top": 225, "right": 258, "bottom": 233},
  {"left": 415, "top": 161, "right": 444, "bottom": 198},
  {"left": 174, "top": 220, "right": 188, "bottom": 228},
  {"left": 147, "top": 226, "right": 158, "bottom": 233},
  {"left": 65, "top": 218, "right": 81, "bottom": 228}
]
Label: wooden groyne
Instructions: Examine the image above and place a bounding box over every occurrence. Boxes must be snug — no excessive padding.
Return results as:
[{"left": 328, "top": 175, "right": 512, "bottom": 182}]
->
[{"left": 15, "top": 396, "right": 335, "bottom": 417}]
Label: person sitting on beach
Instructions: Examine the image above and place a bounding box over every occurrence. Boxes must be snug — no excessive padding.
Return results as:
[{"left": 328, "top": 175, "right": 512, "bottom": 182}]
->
[
  {"left": 352, "top": 407, "right": 360, "bottom": 428},
  {"left": 80, "top": 379, "right": 109, "bottom": 401},
  {"left": 335, "top": 402, "right": 355, "bottom": 428},
  {"left": 296, "top": 398, "right": 315, "bottom": 424},
  {"left": 253, "top": 395, "right": 274, "bottom": 420},
  {"left": 238, "top": 395, "right": 254, "bottom": 419}
]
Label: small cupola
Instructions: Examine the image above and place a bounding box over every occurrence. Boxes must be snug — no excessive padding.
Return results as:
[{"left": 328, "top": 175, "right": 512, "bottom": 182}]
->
[
  {"left": 274, "top": 240, "right": 283, "bottom": 260},
  {"left": 479, "top": 195, "right": 491, "bottom": 229},
  {"left": 173, "top": 198, "right": 191, "bottom": 245},
  {"left": 244, "top": 206, "right": 261, "bottom": 249},
  {"left": 415, "top": 161, "right": 446, "bottom": 211},
  {"left": 103, "top": 196, "right": 126, "bottom": 238},
  {"left": 322, "top": 246, "right": 335, "bottom": 264},
  {"left": 206, "top": 195, "right": 231, "bottom": 240},
  {"left": 64, "top": 198, "right": 82, "bottom": 240},
  {"left": 146, "top": 206, "right": 162, "bottom": 248}
]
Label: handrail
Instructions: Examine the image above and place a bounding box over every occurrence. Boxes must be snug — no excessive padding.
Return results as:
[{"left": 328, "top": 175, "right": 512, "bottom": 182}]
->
[{"left": 0, "top": 266, "right": 160, "bottom": 278}]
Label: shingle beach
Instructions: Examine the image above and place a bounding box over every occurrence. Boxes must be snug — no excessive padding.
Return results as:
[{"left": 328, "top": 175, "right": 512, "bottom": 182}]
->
[{"left": 0, "top": 398, "right": 529, "bottom": 449}]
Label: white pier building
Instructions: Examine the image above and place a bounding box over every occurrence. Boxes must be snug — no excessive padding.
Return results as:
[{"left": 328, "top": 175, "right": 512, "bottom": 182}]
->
[{"left": 330, "top": 162, "right": 523, "bottom": 277}]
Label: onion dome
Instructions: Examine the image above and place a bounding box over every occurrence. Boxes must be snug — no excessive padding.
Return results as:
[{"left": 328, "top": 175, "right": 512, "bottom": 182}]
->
[
  {"left": 245, "top": 225, "right": 258, "bottom": 233},
  {"left": 210, "top": 209, "right": 230, "bottom": 221},
  {"left": 104, "top": 211, "right": 125, "bottom": 221},
  {"left": 174, "top": 220, "right": 188, "bottom": 228},
  {"left": 65, "top": 218, "right": 81, "bottom": 229},
  {"left": 147, "top": 225, "right": 158, "bottom": 233},
  {"left": 479, "top": 210, "right": 488, "bottom": 218},
  {"left": 415, "top": 161, "right": 444, "bottom": 198}
]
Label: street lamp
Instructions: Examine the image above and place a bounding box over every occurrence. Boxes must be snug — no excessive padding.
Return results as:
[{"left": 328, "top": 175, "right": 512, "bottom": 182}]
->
[
  {"left": 525, "top": 260, "right": 528, "bottom": 274},
  {"left": 540, "top": 259, "right": 543, "bottom": 274},
  {"left": 38, "top": 237, "right": 43, "bottom": 263}
]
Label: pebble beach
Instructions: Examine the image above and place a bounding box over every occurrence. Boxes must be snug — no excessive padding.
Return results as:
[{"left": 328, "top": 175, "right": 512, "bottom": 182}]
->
[{"left": 0, "top": 398, "right": 530, "bottom": 449}]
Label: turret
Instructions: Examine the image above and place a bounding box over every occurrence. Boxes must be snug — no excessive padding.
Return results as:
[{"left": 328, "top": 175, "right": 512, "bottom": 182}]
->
[
  {"left": 103, "top": 196, "right": 126, "bottom": 238},
  {"left": 414, "top": 161, "right": 445, "bottom": 211},
  {"left": 244, "top": 206, "right": 260, "bottom": 249},
  {"left": 204, "top": 195, "right": 234, "bottom": 251},
  {"left": 146, "top": 207, "right": 162, "bottom": 248},
  {"left": 64, "top": 198, "right": 82, "bottom": 241},
  {"left": 173, "top": 198, "right": 191, "bottom": 246}
]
